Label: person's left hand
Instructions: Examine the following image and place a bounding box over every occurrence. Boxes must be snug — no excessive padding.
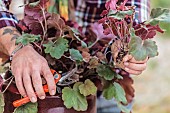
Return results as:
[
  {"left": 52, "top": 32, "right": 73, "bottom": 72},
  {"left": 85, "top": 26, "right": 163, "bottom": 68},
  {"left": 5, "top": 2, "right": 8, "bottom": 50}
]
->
[{"left": 123, "top": 55, "right": 148, "bottom": 75}]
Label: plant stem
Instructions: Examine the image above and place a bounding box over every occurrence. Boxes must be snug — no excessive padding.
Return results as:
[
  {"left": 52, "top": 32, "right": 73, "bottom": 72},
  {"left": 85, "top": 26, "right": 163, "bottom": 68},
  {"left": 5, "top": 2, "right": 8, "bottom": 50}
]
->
[
  {"left": 40, "top": 5, "right": 48, "bottom": 46},
  {"left": 33, "top": 42, "right": 42, "bottom": 52},
  {"left": 88, "top": 39, "right": 99, "bottom": 48},
  {"left": 2, "top": 77, "right": 14, "bottom": 93}
]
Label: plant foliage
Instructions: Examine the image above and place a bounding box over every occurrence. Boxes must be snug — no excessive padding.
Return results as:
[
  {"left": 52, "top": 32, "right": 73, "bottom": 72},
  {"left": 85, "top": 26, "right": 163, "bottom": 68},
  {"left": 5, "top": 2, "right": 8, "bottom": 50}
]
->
[{"left": 1, "top": 0, "right": 169, "bottom": 113}]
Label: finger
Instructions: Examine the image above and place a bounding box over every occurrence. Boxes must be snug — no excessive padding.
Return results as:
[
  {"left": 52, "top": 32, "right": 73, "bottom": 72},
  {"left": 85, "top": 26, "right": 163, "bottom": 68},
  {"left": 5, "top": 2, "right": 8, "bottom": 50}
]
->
[
  {"left": 23, "top": 71, "right": 37, "bottom": 103},
  {"left": 123, "top": 54, "right": 133, "bottom": 62},
  {"left": 31, "top": 71, "right": 45, "bottom": 100},
  {"left": 129, "top": 57, "right": 148, "bottom": 64},
  {"left": 124, "top": 67, "right": 142, "bottom": 75},
  {"left": 12, "top": 67, "right": 27, "bottom": 97},
  {"left": 124, "top": 62, "right": 147, "bottom": 71},
  {"left": 15, "top": 75, "right": 27, "bottom": 97},
  {"left": 41, "top": 64, "right": 56, "bottom": 96}
]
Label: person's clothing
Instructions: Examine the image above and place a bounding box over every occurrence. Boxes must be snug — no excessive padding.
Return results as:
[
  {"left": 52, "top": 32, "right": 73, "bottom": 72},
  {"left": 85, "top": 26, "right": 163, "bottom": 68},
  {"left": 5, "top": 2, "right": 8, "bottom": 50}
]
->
[
  {"left": 0, "top": 0, "right": 150, "bottom": 113},
  {"left": 0, "top": 0, "right": 150, "bottom": 31},
  {"left": 0, "top": 0, "right": 18, "bottom": 28},
  {"left": 97, "top": 97, "right": 134, "bottom": 113}
]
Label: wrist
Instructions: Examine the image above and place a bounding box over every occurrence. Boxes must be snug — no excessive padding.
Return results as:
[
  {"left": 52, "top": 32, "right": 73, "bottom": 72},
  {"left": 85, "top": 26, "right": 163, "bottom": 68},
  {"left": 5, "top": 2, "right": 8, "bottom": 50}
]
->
[{"left": 10, "top": 44, "right": 33, "bottom": 61}]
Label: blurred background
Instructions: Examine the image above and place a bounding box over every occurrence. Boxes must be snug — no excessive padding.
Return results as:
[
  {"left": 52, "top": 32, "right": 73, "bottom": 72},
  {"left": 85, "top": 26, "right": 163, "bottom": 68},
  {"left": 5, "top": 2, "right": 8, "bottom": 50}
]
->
[
  {"left": 133, "top": 0, "right": 170, "bottom": 113},
  {"left": 0, "top": 0, "right": 170, "bottom": 113}
]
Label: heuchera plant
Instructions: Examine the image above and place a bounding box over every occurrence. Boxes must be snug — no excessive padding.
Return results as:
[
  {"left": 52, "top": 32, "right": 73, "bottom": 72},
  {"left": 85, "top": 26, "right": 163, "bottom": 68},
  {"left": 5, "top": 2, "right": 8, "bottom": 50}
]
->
[
  {"left": 99, "top": 0, "right": 170, "bottom": 69},
  {"left": 0, "top": 0, "right": 170, "bottom": 113}
]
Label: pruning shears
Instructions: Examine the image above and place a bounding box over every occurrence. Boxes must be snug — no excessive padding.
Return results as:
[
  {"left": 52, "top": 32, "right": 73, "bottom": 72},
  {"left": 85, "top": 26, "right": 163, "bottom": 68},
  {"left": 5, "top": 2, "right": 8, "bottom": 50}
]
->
[{"left": 13, "top": 69, "right": 61, "bottom": 107}]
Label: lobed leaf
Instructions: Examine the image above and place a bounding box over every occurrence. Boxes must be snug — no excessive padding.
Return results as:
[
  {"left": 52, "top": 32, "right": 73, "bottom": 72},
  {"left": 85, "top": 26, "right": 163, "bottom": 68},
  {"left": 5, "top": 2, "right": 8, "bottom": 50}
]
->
[
  {"left": 108, "top": 10, "right": 133, "bottom": 20},
  {"left": 13, "top": 102, "right": 38, "bottom": 113},
  {"left": 102, "top": 82, "right": 127, "bottom": 104},
  {"left": 62, "top": 82, "right": 88, "bottom": 111},
  {"left": 129, "top": 35, "right": 158, "bottom": 61},
  {"left": 69, "top": 49, "right": 83, "bottom": 62},
  {"left": 87, "top": 57, "right": 99, "bottom": 69},
  {"left": 150, "top": 8, "right": 170, "bottom": 25},
  {"left": 79, "top": 79, "right": 97, "bottom": 96},
  {"left": 96, "top": 64, "right": 117, "bottom": 80},
  {"left": 134, "top": 24, "right": 164, "bottom": 40},
  {"left": 43, "top": 37, "right": 69, "bottom": 59},
  {"left": 114, "top": 82, "right": 127, "bottom": 104},
  {"left": 16, "top": 33, "right": 41, "bottom": 45},
  {"left": 102, "top": 82, "right": 116, "bottom": 100}
]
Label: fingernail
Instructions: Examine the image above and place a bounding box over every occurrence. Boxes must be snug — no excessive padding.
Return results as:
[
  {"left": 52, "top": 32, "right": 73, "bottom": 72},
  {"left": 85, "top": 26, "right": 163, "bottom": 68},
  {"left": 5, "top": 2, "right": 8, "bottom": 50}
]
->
[
  {"left": 124, "top": 62, "right": 129, "bottom": 66},
  {"left": 51, "top": 90, "right": 56, "bottom": 95},
  {"left": 125, "top": 68, "right": 129, "bottom": 71},
  {"left": 31, "top": 97, "right": 37, "bottom": 103},
  {"left": 40, "top": 95, "right": 45, "bottom": 100}
]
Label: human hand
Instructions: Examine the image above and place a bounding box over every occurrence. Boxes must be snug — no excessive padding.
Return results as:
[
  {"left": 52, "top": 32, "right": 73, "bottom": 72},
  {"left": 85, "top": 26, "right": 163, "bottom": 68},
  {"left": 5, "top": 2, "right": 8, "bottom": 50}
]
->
[
  {"left": 11, "top": 45, "right": 56, "bottom": 103},
  {"left": 123, "top": 55, "right": 148, "bottom": 75}
]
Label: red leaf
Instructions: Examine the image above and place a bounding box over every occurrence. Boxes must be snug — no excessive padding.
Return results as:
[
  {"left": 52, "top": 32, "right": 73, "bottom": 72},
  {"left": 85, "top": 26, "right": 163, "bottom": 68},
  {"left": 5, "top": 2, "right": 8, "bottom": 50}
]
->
[
  {"left": 91, "top": 23, "right": 115, "bottom": 40},
  {"left": 98, "top": 17, "right": 107, "bottom": 24},
  {"left": 134, "top": 23, "right": 164, "bottom": 40},
  {"left": 100, "top": 10, "right": 108, "bottom": 17},
  {"left": 105, "top": 0, "right": 118, "bottom": 10},
  {"left": 145, "top": 31, "right": 156, "bottom": 39}
]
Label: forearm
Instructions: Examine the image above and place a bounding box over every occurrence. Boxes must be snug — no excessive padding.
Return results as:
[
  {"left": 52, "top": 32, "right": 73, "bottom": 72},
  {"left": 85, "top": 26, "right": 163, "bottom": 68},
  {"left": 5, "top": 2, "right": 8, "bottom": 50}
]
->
[
  {"left": 0, "top": 0, "right": 20, "bottom": 56},
  {"left": 0, "top": 26, "right": 20, "bottom": 56}
]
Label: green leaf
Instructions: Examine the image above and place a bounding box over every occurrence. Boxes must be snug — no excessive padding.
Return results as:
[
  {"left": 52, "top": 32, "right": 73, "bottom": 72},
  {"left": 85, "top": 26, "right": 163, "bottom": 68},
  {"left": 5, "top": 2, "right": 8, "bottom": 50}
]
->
[
  {"left": 43, "top": 37, "right": 69, "bottom": 59},
  {"left": 102, "top": 82, "right": 127, "bottom": 104},
  {"left": 62, "top": 82, "right": 88, "bottom": 111},
  {"left": 69, "top": 49, "right": 83, "bottom": 62},
  {"left": 0, "top": 93, "right": 5, "bottom": 113},
  {"left": 102, "top": 82, "right": 116, "bottom": 100},
  {"left": 81, "top": 41, "right": 87, "bottom": 48},
  {"left": 114, "top": 82, "right": 127, "bottom": 104},
  {"left": 108, "top": 10, "right": 134, "bottom": 20},
  {"left": 96, "top": 64, "right": 117, "bottom": 80},
  {"left": 79, "top": 79, "right": 97, "bottom": 96},
  {"left": 13, "top": 102, "right": 38, "bottom": 113},
  {"left": 16, "top": 33, "right": 40, "bottom": 45},
  {"left": 129, "top": 35, "right": 158, "bottom": 61},
  {"left": 29, "top": 0, "right": 40, "bottom": 7},
  {"left": 150, "top": 8, "right": 170, "bottom": 25}
]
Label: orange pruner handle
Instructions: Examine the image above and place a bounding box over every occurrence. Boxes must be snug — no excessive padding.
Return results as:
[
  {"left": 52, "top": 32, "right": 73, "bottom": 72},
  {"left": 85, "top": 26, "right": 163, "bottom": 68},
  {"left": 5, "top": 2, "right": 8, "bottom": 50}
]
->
[{"left": 13, "top": 69, "right": 61, "bottom": 108}]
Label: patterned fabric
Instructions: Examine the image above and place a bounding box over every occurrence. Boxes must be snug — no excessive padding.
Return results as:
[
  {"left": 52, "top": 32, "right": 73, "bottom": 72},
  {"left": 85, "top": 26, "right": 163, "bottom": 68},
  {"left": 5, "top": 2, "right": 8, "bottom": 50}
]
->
[
  {"left": 0, "top": 11, "right": 18, "bottom": 28},
  {"left": 75, "top": 0, "right": 150, "bottom": 32},
  {"left": 0, "top": 0, "right": 18, "bottom": 28},
  {"left": 0, "top": 1, "right": 148, "bottom": 113},
  {"left": 0, "top": 0, "right": 150, "bottom": 30}
]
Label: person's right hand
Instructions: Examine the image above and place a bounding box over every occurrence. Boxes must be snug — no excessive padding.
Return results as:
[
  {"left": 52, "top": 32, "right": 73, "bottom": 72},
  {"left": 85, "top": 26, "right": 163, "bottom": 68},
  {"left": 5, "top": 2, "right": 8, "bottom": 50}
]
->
[{"left": 11, "top": 45, "right": 56, "bottom": 103}]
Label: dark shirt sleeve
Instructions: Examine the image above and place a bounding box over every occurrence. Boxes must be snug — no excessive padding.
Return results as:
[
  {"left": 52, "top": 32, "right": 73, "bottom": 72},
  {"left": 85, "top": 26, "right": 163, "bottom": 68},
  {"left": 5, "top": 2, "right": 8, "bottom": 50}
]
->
[{"left": 0, "top": 0, "right": 18, "bottom": 29}]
